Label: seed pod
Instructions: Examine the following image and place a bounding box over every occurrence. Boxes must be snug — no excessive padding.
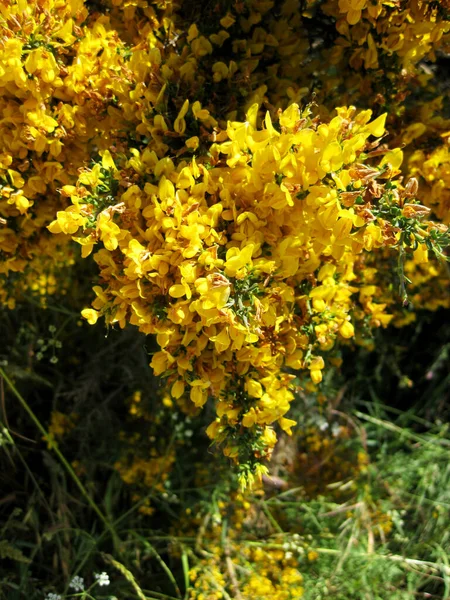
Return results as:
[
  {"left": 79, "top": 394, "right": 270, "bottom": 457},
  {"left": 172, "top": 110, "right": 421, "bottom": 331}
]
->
[{"left": 404, "top": 177, "right": 419, "bottom": 198}]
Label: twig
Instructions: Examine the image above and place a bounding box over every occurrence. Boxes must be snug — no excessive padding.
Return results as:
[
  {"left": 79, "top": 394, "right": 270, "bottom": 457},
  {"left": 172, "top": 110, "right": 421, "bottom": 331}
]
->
[
  {"left": 222, "top": 520, "right": 242, "bottom": 600},
  {"left": 319, "top": 502, "right": 364, "bottom": 517}
]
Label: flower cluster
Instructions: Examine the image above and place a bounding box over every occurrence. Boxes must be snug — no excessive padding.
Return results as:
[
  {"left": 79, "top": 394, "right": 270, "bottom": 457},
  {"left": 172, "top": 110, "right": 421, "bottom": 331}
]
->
[
  {"left": 0, "top": 0, "right": 136, "bottom": 306},
  {"left": 45, "top": 571, "right": 109, "bottom": 599},
  {"left": 94, "top": 571, "right": 110, "bottom": 587},
  {"left": 1, "top": 0, "right": 449, "bottom": 481},
  {"left": 69, "top": 575, "right": 85, "bottom": 592},
  {"left": 2, "top": 0, "right": 450, "bottom": 309},
  {"left": 181, "top": 490, "right": 306, "bottom": 600},
  {"left": 409, "top": 140, "right": 450, "bottom": 226},
  {"left": 48, "top": 98, "right": 448, "bottom": 481},
  {"left": 327, "top": 0, "right": 450, "bottom": 78}
]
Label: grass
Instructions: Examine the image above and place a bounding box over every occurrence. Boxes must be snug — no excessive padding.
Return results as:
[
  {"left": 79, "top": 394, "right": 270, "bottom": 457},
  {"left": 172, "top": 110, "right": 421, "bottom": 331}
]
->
[{"left": 0, "top": 301, "right": 449, "bottom": 599}]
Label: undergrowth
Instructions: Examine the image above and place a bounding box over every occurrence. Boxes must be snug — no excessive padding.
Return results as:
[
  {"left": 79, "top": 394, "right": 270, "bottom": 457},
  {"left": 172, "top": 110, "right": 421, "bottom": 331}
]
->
[{"left": 1, "top": 302, "right": 449, "bottom": 600}]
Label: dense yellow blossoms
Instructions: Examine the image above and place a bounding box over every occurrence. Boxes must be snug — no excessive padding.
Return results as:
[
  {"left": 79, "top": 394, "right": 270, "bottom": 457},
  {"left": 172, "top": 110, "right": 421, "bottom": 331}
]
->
[
  {"left": 183, "top": 491, "right": 306, "bottom": 600},
  {"left": 0, "top": 0, "right": 136, "bottom": 305},
  {"left": 409, "top": 141, "right": 450, "bottom": 225},
  {"left": 189, "top": 546, "right": 304, "bottom": 600},
  {"left": 1, "top": 0, "right": 449, "bottom": 479},
  {"left": 47, "top": 99, "right": 448, "bottom": 479},
  {"left": 329, "top": 0, "right": 449, "bottom": 77}
]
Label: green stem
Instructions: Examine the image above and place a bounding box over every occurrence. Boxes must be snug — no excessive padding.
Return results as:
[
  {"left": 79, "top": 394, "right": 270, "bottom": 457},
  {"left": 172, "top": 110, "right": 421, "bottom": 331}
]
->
[
  {"left": 354, "top": 411, "right": 450, "bottom": 448},
  {"left": 141, "top": 591, "right": 181, "bottom": 600},
  {"left": 260, "top": 500, "right": 284, "bottom": 533},
  {"left": 130, "top": 532, "right": 182, "bottom": 599},
  {"left": 314, "top": 547, "right": 450, "bottom": 575},
  {"left": 0, "top": 367, "right": 119, "bottom": 546}
]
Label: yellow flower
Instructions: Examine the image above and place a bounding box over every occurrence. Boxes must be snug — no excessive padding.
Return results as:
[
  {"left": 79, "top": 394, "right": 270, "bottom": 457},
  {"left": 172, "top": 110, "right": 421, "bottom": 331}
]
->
[
  {"left": 220, "top": 14, "right": 235, "bottom": 28},
  {"left": 48, "top": 210, "right": 86, "bottom": 235},
  {"left": 174, "top": 100, "right": 190, "bottom": 134},
  {"left": 245, "top": 378, "right": 263, "bottom": 398},
  {"left": 81, "top": 308, "right": 100, "bottom": 325},
  {"left": 186, "top": 136, "right": 199, "bottom": 150},
  {"left": 171, "top": 380, "right": 185, "bottom": 399},
  {"left": 339, "top": 320, "right": 355, "bottom": 339},
  {"left": 190, "top": 380, "right": 209, "bottom": 407},
  {"left": 97, "top": 213, "right": 123, "bottom": 251},
  {"left": 224, "top": 244, "right": 254, "bottom": 277}
]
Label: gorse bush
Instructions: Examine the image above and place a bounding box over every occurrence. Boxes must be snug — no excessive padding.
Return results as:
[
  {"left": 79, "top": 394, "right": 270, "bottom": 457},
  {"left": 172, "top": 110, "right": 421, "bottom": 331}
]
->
[
  {"left": 0, "top": 1, "right": 449, "bottom": 599},
  {"left": 47, "top": 104, "right": 448, "bottom": 484}
]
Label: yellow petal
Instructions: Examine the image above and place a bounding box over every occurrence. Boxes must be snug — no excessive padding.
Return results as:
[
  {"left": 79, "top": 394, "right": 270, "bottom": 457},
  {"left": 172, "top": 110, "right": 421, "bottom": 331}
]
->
[
  {"left": 81, "top": 309, "right": 99, "bottom": 325},
  {"left": 367, "top": 113, "right": 387, "bottom": 138},
  {"left": 101, "top": 149, "right": 116, "bottom": 171},
  {"left": 339, "top": 321, "right": 355, "bottom": 339},
  {"left": 171, "top": 380, "right": 185, "bottom": 399},
  {"left": 169, "top": 284, "right": 187, "bottom": 298}
]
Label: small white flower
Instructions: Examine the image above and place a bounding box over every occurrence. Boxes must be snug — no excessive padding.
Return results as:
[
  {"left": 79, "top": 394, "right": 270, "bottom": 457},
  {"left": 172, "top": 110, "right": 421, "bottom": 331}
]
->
[
  {"left": 331, "top": 422, "right": 342, "bottom": 437},
  {"left": 69, "top": 575, "right": 85, "bottom": 592},
  {"left": 285, "top": 551, "right": 293, "bottom": 560},
  {"left": 95, "top": 571, "right": 110, "bottom": 586},
  {"left": 45, "top": 594, "right": 61, "bottom": 600}
]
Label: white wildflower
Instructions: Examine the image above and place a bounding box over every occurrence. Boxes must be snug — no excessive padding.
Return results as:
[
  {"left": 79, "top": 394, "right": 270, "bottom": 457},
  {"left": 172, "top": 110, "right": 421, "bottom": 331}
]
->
[
  {"left": 95, "top": 571, "right": 110, "bottom": 586},
  {"left": 331, "top": 422, "right": 342, "bottom": 437},
  {"left": 69, "top": 575, "right": 85, "bottom": 592},
  {"left": 45, "top": 594, "right": 61, "bottom": 600}
]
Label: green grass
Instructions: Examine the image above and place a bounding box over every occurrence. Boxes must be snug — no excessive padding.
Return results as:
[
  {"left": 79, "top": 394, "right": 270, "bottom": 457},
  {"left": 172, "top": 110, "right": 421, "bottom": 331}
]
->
[{"left": 0, "top": 301, "right": 449, "bottom": 599}]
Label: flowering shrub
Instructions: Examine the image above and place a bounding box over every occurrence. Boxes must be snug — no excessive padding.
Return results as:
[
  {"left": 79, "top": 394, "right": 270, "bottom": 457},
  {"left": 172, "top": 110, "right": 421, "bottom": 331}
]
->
[
  {"left": 0, "top": 0, "right": 136, "bottom": 306},
  {"left": 47, "top": 100, "right": 449, "bottom": 483},
  {"left": 1, "top": 0, "right": 449, "bottom": 490}
]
